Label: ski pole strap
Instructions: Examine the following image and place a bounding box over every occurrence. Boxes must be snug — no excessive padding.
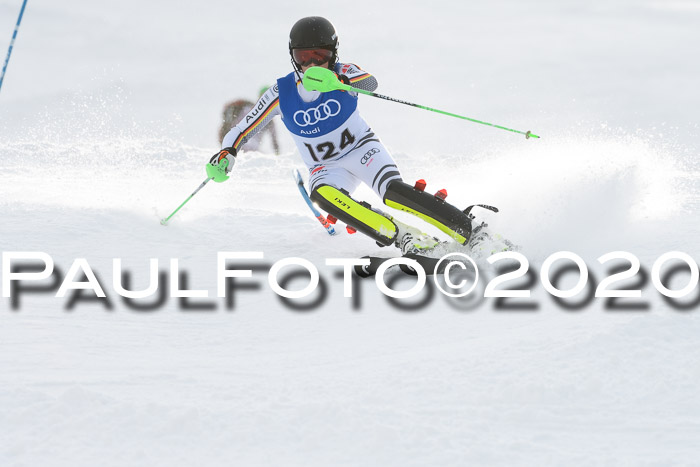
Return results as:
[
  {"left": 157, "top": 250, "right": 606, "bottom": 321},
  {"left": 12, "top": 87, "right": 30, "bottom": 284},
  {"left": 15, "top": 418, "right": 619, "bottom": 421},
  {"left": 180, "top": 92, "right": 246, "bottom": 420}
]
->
[{"left": 302, "top": 66, "right": 540, "bottom": 139}]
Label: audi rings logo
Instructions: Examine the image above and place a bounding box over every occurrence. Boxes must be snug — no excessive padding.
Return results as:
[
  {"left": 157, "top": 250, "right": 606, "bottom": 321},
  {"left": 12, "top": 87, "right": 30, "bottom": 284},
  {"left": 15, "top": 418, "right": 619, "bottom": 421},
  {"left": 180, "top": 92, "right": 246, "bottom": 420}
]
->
[
  {"left": 294, "top": 99, "right": 342, "bottom": 127},
  {"left": 361, "top": 148, "right": 380, "bottom": 164}
]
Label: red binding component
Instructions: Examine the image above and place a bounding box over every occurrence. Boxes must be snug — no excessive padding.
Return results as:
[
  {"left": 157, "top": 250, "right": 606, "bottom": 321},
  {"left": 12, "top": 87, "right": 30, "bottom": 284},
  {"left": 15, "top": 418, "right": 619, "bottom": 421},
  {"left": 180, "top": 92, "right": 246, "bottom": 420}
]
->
[
  {"left": 414, "top": 179, "right": 427, "bottom": 191},
  {"left": 435, "top": 189, "right": 447, "bottom": 200},
  {"left": 327, "top": 214, "right": 338, "bottom": 224},
  {"left": 346, "top": 226, "right": 357, "bottom": 234}
]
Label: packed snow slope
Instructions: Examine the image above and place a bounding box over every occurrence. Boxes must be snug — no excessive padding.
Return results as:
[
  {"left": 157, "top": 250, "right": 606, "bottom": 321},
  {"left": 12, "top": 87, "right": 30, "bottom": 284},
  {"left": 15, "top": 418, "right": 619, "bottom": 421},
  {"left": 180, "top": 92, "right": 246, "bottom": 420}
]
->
[{"left": 1, "top": 1, "right": 700, "bottom": 466}]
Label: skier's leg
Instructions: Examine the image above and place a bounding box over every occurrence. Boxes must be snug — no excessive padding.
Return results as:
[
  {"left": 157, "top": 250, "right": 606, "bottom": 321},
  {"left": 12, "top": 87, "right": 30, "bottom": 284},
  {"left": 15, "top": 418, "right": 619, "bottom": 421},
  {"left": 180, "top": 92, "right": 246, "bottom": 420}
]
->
[
  {"left": 349, "top": 140, "right": 473, "bottom": 245},
  {"left": 308, "top": 164, "right": 437, "bottom": 252},
  {"left": 308, "top": 164, "right": 398, "bottom": 246},
  {"left": 383, "top": 179, "right": 473, "bottom": 245},
  {"left": 342, "top": 133, "right": 402, "bottom": 199}
]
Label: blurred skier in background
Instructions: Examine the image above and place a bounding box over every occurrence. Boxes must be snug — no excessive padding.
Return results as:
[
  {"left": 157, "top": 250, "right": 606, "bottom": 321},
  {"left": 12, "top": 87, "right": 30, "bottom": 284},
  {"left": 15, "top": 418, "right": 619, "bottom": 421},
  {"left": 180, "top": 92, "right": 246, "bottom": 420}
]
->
[
  {"left": 218, "top": 88, "right": 280, "bottom": 154},
  {"left": 208, "top": 16, "right": 497, "bottom": 255}
]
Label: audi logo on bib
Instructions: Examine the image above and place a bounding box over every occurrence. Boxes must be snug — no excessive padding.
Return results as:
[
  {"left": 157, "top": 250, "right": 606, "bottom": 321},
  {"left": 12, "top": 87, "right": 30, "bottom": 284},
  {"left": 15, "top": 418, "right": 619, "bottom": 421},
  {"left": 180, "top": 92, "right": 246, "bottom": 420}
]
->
[{"left": 293, "top": 99, "right": 342, "bottom": 127}]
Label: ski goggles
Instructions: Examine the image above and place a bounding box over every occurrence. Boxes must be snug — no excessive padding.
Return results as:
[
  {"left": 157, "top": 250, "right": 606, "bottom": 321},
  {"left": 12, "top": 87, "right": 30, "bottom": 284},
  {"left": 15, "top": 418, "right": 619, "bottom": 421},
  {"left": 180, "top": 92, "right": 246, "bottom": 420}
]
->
[{"left": 292, "top": 48, "right": 334, "bottom": 67}]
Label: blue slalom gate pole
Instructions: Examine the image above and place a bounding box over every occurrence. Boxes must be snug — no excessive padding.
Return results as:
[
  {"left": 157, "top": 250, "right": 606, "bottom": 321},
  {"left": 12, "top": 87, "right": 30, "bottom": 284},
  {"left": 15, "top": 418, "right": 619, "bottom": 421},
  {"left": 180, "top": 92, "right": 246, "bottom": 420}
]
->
[{"left": 0, "top": 0, "right": 29, "bottom": 95}]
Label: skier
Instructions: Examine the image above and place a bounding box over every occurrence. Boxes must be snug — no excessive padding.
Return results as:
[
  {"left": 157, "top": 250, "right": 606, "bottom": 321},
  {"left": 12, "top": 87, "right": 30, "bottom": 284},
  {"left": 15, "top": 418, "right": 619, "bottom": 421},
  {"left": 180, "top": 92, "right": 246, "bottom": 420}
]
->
[{"left": 209, "top": 16, "right": 482, "bottom": 255}]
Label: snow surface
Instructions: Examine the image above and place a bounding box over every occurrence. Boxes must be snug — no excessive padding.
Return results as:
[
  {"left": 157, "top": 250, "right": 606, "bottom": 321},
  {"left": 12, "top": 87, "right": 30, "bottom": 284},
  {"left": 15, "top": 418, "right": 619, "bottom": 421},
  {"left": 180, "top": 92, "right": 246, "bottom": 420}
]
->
[{"left": 1, "top": 0, "right": 700, "bottom": 466}]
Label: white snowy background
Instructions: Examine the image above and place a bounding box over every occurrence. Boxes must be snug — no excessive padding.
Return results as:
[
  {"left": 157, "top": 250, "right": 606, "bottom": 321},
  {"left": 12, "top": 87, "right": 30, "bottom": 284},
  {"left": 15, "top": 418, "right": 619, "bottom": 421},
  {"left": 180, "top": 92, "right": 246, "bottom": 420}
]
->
[{"left": 1, "top": 0, "right": 700, "bottom": 465}]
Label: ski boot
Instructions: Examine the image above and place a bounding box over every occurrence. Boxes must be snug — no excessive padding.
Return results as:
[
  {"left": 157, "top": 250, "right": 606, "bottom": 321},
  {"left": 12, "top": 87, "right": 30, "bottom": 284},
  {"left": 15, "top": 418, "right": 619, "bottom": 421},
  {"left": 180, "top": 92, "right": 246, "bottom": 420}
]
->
[
  {"left": 392, "top": 218, "right": 441, "bottom": 256},
  {"left": 466, "top": 213, "right": 516, "bottom": 255}
]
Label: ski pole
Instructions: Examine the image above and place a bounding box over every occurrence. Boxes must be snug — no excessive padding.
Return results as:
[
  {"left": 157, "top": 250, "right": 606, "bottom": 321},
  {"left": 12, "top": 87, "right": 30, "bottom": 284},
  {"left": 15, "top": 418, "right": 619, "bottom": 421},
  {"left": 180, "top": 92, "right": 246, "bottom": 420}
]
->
[
  {"left": 0, "top": 0, "right": 29, "bottom": 95},
  {"left": 303, "top": 66, "right": 540, "bottom": 139},
  {"left": 293, "top": 169, "right": 337, "bottom": 235},
  {"left": 160, "top": 177, "right": 212, "bottom": 225}
]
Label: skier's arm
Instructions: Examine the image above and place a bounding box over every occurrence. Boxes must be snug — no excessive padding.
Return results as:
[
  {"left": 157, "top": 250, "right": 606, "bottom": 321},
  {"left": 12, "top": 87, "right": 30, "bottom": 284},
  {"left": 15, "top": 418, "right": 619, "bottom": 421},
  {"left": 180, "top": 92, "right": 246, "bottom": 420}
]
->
[
  {"left": 336, "top": 63, "right": 378, "bottom": 92},
  {"left": 221, "top": 85, "right": 281, "bottom": 151}
]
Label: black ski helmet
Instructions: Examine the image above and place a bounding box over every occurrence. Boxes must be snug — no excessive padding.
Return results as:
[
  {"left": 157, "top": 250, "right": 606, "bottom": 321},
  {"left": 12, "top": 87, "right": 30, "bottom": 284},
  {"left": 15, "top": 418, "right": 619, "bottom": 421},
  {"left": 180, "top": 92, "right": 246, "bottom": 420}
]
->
[{"left": 288, "top": 16, "right": 338, "bottom": 71}]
